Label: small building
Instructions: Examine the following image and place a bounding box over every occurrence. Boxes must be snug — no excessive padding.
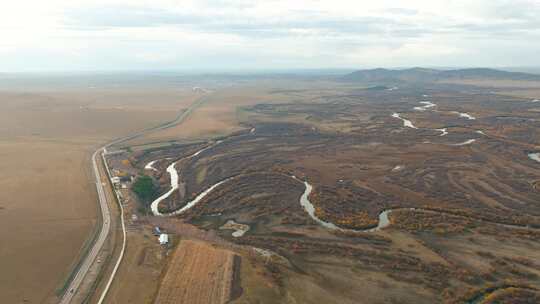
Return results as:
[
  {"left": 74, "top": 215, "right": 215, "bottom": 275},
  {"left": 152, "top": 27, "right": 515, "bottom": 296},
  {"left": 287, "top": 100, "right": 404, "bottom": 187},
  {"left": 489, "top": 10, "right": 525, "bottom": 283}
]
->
[
  {"left": 119, "top": 175, "right": 133, "bottom": 183},
  {"left": 111, "top": 176, "right": 121, "bottom": 184},
  {"left": 153, "top": 226, "right": 161, "bottom": 236},
  {"left": 159, "top": 234, "right": 168, "bottom": 245}
]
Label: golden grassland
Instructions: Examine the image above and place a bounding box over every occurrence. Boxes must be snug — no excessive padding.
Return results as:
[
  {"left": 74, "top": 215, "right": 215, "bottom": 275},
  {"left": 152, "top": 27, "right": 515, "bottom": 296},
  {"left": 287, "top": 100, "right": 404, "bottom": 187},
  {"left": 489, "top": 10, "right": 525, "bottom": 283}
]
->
[
  {"left": 0, "top": 87, "right": 199, "bottom": 303},
  {"left": 127, "top": 84, "right": 331, "bottom": 144},
  {"left": 3, "top": 76, "right": 540, "bottom": 304}
]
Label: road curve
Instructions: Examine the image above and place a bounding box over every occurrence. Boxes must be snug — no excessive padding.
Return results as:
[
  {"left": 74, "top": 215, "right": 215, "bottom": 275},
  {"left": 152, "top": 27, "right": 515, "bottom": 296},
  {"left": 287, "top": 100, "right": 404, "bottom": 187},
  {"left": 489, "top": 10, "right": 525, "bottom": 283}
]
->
[{"left": 59, "top": 94, "right": 209, "bottom": 303}]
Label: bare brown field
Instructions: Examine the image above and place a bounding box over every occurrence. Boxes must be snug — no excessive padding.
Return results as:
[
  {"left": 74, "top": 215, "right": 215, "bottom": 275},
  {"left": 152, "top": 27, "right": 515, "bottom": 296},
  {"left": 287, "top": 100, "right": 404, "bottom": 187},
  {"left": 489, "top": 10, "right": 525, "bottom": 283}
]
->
[
  {"left": 154, "top": 240, "right": 235, "bottom": 304},
  {"left": 0, "top": 139, "right": 97, "bottom": 303},
  {"left": 129, "top": 85, "right": 311, "bottom": 144},
  {"left": 0, "top": 89, "right": 195, "bottom": 141},
  {"left": 0, "top": 87, "right": 199, "bottom": 303}
]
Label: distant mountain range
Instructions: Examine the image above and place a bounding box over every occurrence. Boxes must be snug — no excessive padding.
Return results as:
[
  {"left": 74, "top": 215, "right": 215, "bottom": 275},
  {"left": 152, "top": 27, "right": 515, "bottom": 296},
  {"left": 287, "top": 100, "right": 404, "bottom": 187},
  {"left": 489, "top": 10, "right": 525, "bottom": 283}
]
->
[{"left": 340, "top": 68, "right": 540, "bottom": 82}]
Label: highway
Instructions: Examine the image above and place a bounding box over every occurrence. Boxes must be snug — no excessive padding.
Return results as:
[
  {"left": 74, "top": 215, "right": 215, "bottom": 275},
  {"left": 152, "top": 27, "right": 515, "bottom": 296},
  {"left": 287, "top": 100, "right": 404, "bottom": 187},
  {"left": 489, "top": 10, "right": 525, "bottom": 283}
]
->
[
  {"left": 58, "top": 148, "right": 112, "bottom": 304},
  {"left": 58, "top": 94, "right": 209, "bottom": 303}
]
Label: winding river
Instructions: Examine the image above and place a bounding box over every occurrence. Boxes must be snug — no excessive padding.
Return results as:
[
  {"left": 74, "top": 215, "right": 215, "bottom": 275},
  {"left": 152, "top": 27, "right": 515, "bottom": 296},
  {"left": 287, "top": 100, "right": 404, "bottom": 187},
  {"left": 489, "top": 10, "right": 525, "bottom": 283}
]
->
[
  {"left": 148, "top": 159, "right": 538, "bottom": 233},
  {"left": 293, "top": 177, "right": 393, "bottom": 232},
  {"left": 529, "top": 153, "right": 540, "bottom": 163},
  {"left": 414, "top": 101, "right": 436, "bottom": 111},
  {"left": 293, "top": 176, "right": 540, "bottom": 232},
  {"left": 453, "top": 139, "right": 476, "bottom": 146},
  {"left": 151, "top": 174, "right": 230, "bottom": 216},
  {"left": 151, "top": 170, "right": 395, "bottom": 231},
  {"left": 167, "top": 178, "right": 230, "bottom": 216},
  {"left": 144, "top": 160, "right": 158, "bottom": 172},
  {"left": 392, "top": 113, "right": 418, "bottom": 129},
  {"left": 297, "top": 179, "right": 341, "bottom": 230},
  {"left": 391, "top": 102, "right": 483, "bottom": 141},
  {"left": 150, "top": 141, "right": 223, "bottom": 216},
  {"left": 150, "top": 163, "right": 179, "bottom": 216},
  {"left": 452, "top": 111, "right": 476, "bottom": 120},
  {"left": 295, "top": 178, "right": 540, "bottom": 233},
  {"left": 436, "top": 128, "right": 448, "bottom": 136},
  {"left": 393, "top": 102, "right": 452, "bottom": 137}
]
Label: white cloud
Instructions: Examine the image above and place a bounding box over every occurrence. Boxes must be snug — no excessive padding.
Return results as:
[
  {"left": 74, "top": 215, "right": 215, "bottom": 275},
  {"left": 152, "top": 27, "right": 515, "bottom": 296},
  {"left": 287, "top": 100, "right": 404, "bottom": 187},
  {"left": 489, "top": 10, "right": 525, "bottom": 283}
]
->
[{"left": 0, "top": 0, "right": 539, "bottom": 71}]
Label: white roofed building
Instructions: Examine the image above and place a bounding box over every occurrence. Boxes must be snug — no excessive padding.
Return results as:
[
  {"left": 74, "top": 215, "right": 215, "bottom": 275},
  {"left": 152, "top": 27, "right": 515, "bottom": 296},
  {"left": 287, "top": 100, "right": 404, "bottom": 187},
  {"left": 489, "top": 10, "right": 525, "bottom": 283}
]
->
[{"left": 159, "top": 234, "right": 168, "bottom": 245}]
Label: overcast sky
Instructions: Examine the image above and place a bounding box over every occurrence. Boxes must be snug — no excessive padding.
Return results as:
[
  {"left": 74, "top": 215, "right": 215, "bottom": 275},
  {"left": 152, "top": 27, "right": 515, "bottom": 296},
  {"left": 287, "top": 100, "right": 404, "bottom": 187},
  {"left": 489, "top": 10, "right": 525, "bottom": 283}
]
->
[{"left": 1, "top": 0, "right": 539, "bottom": 72}]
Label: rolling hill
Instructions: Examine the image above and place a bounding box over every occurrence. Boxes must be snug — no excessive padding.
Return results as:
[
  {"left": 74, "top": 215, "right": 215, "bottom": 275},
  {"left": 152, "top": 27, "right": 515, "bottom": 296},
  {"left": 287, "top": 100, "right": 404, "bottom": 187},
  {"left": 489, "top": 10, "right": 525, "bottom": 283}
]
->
[{"left": 340, "top": 67, "right": 540, "bottom": 83}]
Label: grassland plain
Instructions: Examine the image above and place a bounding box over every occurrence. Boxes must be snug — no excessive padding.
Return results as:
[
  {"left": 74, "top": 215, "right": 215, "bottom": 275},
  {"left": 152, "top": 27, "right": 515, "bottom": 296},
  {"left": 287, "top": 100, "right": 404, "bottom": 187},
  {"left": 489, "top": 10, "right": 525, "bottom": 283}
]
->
[
  {"left": 4, "top": 74, "right": 540, "bottom": 303},
  {"left": 125, "top": 83, "right": 337, "bottom": 144},
  {"left": 125, "top": 79, "right": 540, "bottom": 303},
  {"left": 0, "top": 87, "right": 198, "bottom": 303}
]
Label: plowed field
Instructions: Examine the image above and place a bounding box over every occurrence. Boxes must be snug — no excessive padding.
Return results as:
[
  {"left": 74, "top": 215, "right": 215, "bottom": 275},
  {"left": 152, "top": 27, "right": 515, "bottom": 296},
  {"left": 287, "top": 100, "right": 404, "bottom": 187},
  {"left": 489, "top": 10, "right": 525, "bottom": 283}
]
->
[{"left": 155, "top": 240, "right": 235, "bottom": 304}]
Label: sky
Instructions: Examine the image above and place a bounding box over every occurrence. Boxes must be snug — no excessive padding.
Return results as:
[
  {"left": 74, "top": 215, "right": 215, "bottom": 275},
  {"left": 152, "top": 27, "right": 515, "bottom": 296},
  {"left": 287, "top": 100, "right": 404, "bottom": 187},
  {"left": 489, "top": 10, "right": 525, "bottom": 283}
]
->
[{"left": 1, "top": 0, "right": 539, "bottom": 72}]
